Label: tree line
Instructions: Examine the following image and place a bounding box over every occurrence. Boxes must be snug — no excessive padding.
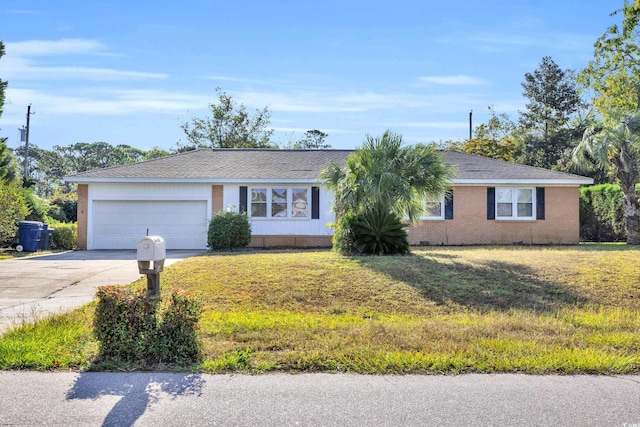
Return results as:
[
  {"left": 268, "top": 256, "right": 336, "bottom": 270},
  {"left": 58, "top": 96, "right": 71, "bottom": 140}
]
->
[{"left": 4, "top": 1, "right": 640, "bottom": 246}]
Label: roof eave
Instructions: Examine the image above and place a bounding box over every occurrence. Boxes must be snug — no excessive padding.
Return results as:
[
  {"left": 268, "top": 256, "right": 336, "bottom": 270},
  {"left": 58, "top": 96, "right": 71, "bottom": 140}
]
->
[
  {"left": 64, "top": 176, "right": 595, "bottom": 186},
  {"left": 63, "top": 177, "right": 323, "bottom": 184},
  {"left": 452, "top": 178, "right": 594, "bottom": 186}
]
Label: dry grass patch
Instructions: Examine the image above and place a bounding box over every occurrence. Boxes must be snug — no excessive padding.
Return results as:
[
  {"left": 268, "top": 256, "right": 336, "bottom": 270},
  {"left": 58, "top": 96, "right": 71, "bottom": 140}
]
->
[{"left": 1, "top": 245, "right": 640, "bottom": 373}]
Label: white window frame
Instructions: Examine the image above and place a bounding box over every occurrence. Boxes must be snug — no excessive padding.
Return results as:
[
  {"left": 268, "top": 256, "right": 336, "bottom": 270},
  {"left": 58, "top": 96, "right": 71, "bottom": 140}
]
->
[
  {"left": 495, "top": 187, "right": 535, "bottom": 220},
  {"left": 422, "top": 194, "right": 445, "bottom": 220},
  {"left": 249, "top": 186, "right": 311, "bottom": 220}
]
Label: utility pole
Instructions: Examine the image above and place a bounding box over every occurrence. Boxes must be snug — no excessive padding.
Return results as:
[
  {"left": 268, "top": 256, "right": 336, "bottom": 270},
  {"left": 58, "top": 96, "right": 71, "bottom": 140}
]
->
[
  {"left": 23, "top": 104, "right": 34, "bottom": 183},
  {"left": 469, "top": 110, "right": 473, "bottom": 140}
]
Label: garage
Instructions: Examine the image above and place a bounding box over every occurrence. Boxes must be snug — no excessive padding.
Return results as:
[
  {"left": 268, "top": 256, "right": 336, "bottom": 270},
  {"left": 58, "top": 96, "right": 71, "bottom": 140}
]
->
[{"left": 92, "top": 200, "right": 208, "bottom": 250}]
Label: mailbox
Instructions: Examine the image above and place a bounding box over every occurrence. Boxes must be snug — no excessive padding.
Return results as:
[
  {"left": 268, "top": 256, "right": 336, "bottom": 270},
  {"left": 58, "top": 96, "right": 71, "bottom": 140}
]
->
[{"left": 137, "top": 235, "right": 166, "bottom": 274}]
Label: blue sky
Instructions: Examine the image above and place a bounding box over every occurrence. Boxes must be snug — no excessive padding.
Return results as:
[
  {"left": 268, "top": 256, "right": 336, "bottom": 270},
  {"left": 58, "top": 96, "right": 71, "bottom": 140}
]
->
[{"left": 0, "top": 1, "right": 620, "bottom": 152}]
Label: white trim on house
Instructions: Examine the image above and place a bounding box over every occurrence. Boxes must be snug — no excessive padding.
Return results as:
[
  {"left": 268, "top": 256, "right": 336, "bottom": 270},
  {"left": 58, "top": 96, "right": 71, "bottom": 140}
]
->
[
  {"left": 65, "top": 177, "right": 323, "bottom": 184},
  {"left": 67, "top": 177, "right": 593, "bottom": 186},
  {"left": 452, "top": 178, "right": 593, "bottom": 186}
]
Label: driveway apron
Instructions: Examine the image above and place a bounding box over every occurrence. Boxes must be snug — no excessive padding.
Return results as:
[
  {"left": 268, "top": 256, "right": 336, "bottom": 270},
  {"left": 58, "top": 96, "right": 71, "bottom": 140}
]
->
[{"left": 0, "top": 250, "right": 204, "bottom": 333}]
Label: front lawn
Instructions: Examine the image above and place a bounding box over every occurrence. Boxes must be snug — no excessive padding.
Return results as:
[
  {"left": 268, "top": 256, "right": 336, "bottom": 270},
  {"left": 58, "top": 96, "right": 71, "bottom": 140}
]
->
[{"left": 2, "top": 245, "right": 640, "bottom": 374}]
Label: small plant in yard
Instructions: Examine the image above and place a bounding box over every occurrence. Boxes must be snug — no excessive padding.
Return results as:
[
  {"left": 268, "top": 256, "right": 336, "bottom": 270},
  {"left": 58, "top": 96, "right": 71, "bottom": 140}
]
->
[
  {"left": 207, "top": 210, "right": 251, "bottom": 251},
  {"left": 93, "top": 286, "right": 202, "bottom": 367},
  {"left": 333, "top": 205, "right": 409, "bottom": 255}
]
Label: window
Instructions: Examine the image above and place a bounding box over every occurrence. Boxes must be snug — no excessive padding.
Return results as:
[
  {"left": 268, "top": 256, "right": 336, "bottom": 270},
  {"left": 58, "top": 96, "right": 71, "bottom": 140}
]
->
[
  {"left": 495, "top": 187, "right": 534, "bottom": 220},
  {"left": 424, "top": 195, "right": 444, "bottom": 220},
  {"left": 249, "top": 186, "right": 310, "bottom": 219},
  {"left": 271, "top": 188, "right": 288, "bottom": 217},
  {"left": 291, "top": 188, "right": 309, "bottom": 218},
  {"left": 251, "top": 188, "right": 267, "bottom": 217}
]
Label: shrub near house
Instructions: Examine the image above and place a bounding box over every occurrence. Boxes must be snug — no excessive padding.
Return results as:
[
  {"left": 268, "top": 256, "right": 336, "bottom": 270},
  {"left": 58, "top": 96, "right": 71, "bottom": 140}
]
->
[
  {"left": 207, "top": 210, "right": 251, "bottom": 251},
  {"left": 579, "top": 184, "right": 637, "bottom": 242}
]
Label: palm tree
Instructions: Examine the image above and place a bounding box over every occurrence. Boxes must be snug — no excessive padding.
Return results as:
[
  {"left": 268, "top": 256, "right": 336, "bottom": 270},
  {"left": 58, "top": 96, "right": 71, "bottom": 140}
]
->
[
  {"left": 321, "top": 130, "right": 453, "bottom": 254},
  {"left": 573, "top": 108, "right": 640, "bottom": 244}
]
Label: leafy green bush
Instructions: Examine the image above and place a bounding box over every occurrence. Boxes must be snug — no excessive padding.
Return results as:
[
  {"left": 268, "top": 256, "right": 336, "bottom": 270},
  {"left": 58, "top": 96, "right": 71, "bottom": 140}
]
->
[
  {"left": 580, "top": 184, "right": 627, "bottom": 242},
  {"left": 47, "top": 194, "right": 77, "bottom": 223},
  {"left": 207, "top": 210, "right": 251, "bottom": 250},
  {"left": 333, "top": 206, "right": 409, "bottom": 255},
  {"left": 332, "top": 211, "right": 357, "bottom": 255},
  {"left": 153, "top": 292, "right": 202, "bottom": 363},
  {"left": 19, "top": 188, "right": 48, "bottom": 223},
  {"left": 51, "top": 223, "right": 77, "bottom": 249},
  {"left": 94, "top": 286, "right": 202, "bottom": 366},
  {"left": 0, "top": 182, "right": 29, "bottom": 245},
  {"left": 94, "top": 286, "right": 157, "bottom": 362}
]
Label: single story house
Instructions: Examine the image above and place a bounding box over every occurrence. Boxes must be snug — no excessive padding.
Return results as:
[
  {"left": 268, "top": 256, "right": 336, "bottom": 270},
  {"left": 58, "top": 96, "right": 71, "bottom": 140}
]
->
[{"left": 64, "top": 149, "right": 593, "bottom": 250}]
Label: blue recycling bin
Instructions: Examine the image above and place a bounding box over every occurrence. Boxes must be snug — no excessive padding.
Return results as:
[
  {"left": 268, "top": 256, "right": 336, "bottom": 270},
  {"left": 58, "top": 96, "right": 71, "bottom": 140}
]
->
[
  {"left": 17, "top": 221, "right": 43, "bottom": 252},
  {"left": 38, "top": 224, "right": 53, "bottom": 250}
]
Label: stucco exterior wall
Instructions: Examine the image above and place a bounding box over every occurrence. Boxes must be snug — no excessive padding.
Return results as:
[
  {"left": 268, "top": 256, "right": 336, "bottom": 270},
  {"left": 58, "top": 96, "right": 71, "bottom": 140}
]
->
[{"left": 407, "top": 186, "right": 581, "bottom": 245}]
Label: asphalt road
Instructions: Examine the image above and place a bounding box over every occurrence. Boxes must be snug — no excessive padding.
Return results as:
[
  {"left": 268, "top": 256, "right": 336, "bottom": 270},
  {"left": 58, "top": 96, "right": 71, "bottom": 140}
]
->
[
  {"left": 0, "top": 372, "right": 638, "bottom": 426},
  {"left": 0, "top": 250, "right": 205, "bottom": 333}
]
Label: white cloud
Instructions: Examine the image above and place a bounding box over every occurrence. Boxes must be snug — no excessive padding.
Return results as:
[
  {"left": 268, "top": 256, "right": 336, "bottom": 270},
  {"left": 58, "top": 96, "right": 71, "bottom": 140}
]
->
[
  {"left": 205, "top": 75, "right": 267, "bottom": 84},
  {"left": 3, "top": 39, "right": 166, "bottom": 81},
  {"left": 5, "top": 38, "right": 108, "bottom": 56},
  {"left": 471, "top": 31, "right": 595, "bottom": 54},
  {"left": 398, "top": 121, "right": 469, "bottom": 129},
  {"left": 235, "top": 89, "right": 438, "bottom": 114},
  {"left": 4, "top": 57, "right": 167, "bottom": 80},
  {"left": 419, "top": 75, "right": 487, "bottom": 85},
  {"left": 272, "top": 126, "right": 357, "bottom": 135},
  {"left": 5, "top": 87, "right": 210, "bottom": 116}
]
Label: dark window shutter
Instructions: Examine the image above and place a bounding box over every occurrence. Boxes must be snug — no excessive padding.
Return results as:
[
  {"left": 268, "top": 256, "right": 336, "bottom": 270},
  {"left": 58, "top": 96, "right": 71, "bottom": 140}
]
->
[
  {"left": 444, "top": 192, "right": 454, "bottom": 220},
  {"left": 487, "top": 187, "right": 495, "bottom": 220},
  {"left": 239, "top": 186, "right": 248, "bottom": 213},
  {"left": 311, "top": 186, "right": 320, "bottom": 219},
  {"left": 536, "top": 187, "right": 545, "bottom": 220}
]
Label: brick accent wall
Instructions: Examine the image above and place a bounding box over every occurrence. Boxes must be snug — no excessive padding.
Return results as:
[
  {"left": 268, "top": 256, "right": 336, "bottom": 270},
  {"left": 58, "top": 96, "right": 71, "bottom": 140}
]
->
[
  {"left": 76, "top": 184, "right": 88, "bottom": 249},
  {"left": 211, "top": 185, "right": 223, "bottom": 215},
  {"left": 249, "top": 235, "right": 332, "bottom": 248},
  {"left": 407, "top": 186, "right": 581, "bottom": 245}
]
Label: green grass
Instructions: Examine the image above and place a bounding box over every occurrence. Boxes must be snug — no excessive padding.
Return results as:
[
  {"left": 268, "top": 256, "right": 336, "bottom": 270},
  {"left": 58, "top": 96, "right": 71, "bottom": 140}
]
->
[{"left": 2, "top": 244, "right": 640, "bottom": 374}]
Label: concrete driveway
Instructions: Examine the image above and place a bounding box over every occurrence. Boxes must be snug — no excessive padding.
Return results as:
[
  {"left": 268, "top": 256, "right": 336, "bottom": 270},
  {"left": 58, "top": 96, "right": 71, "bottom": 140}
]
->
[{"left": 0, "top": 250, "right": 205, "bottom": 333}]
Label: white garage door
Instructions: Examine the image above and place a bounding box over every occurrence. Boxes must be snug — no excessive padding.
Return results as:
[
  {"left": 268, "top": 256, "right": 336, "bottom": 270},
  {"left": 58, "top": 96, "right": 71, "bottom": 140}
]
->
[{"left": 92, "top": 200, "right": 208, "bottom": 249}]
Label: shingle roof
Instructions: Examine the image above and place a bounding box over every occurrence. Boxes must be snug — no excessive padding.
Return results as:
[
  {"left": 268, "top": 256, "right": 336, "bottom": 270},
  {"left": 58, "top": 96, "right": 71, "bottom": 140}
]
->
[
  {"left": 64, "top": 148, "right": 593, "bottom": 184},
  {"left": 440, "top": 151, "right": 592, "bottom": 182},
  {"left": 65, "top": 149, "right": 354, "bottom": 181}
]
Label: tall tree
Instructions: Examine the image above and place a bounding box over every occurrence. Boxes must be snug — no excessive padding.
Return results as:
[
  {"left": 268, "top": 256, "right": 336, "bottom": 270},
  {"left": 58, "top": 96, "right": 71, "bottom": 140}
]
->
[
  {"left": 448, "top": 107, "right": 517, "bottom": 161},
  {"left": 517, "top": 56, "right": 586, "bottom": 170},
  {"left": 0, "top": 142, "right": 18, "bottom": 184},
  {"left": 293, "top": 129, "right": 331, "bottom": 149},
  {"left": 321, "top": 130, "right": 452, "bottom": 254},
  {"left": 180, "top": 88, "right": 275, "bottom": 149},
  {"left": 578, "top": 0, "right": 640, "bottom": 113},
  {"left": 573, "top": 108, "right": 640, "bottom": 244},
  {"left": 15, "top": 142, "right": 167, "bottom": 197},
  {"left": 0, "top": 41, "right": 6, "bottom": 119},
  {"left": 0, "top": 41, "right": 17, "bottom": 184}
]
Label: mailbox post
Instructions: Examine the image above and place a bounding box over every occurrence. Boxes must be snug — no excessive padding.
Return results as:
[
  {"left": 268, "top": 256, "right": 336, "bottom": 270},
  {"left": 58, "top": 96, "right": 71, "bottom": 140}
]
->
[{"left": 137, "top": 236, "right": 166, "bottom": 296}]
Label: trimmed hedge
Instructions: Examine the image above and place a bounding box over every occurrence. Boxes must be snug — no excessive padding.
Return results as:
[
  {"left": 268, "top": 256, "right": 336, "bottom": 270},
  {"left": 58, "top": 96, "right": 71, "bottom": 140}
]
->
[
  {"left": 207, "top": 210, "right": 251, "bottom": 251},
  {"left": 51, "top": 223, "right": 77, "bottom": 250},
  {"left": 579, "top": 184, "right": 632, "bottom": 242},
  {"left": 94, "top": 286, "right": 202, "bottom": 366}
]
